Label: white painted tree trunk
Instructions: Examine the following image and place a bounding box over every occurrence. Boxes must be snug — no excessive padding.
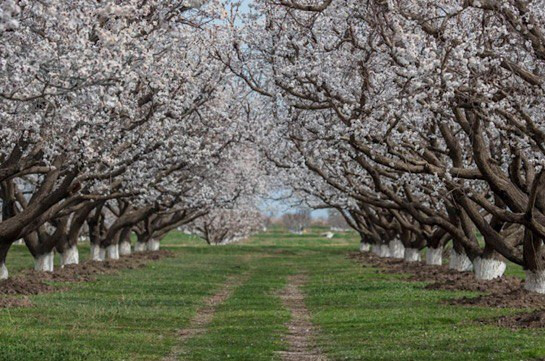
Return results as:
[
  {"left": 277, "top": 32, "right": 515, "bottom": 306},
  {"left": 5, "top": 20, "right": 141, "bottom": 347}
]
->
[
  {"left": 449, "top": 249, "right": 473, "bottom": 272},
  {"left": 106, "top": 244, "right": 120, "bottom": 260},
  {"left": 90, "top": 244, "right": 106, "bottom": 261},
  {"left": 60, "top": 245, "right": 79, "bottom": 267},
  {"left": 473, "top": 257, "right": 506, "bottom": 280},
  {"left": 426, "top": 247, "right": 443, "bottom": 266},
  {"left": 34, "top": 251, "right": 54, "bottom": 272},
  {"left": 389, "top": 240, "right": 405, "bottom": 259},
  {"left": 359, "top": 242, "right": 371, "bottom": 252},
  {"left": 372, "top": 244, "right": 391, "bottom": 257},
  {"left": 147, "top": 239, "right": 160, "bottom": 251},
  {"left": 524, "top": 270, "right": 545, "bottom": 294},
  {"left": 0, "top": 263, "right": 8, "bottom": 280},
  {"left": 404, "top": 248, "right": 421, "bottom": 262},
  {"left": 134, "top": 242, "right": 147, "bottom": 253},
  {"left": 119, "top": 241, "right": 131, "bottom": 256}
]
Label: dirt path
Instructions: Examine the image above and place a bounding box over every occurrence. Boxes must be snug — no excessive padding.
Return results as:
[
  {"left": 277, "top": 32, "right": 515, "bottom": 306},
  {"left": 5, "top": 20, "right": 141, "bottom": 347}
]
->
[
  {"left": 163, "top": 273, "right": 247, "bottom": 361},
  {"left": 277, "top": 274, "right": 328, "bottom": 361}
]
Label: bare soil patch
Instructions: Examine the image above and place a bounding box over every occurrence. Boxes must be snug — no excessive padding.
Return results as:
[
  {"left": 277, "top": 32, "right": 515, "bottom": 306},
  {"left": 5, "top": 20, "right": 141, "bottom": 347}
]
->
[
  {"left": 163, "top": 274, "right": 248, "bottom": 361},
  {"left": 348, "top": 251, "right": 522, "bottom": 293},
  {"left": 277, "top": 274, "right": 327, "bottom": 361},
  {"left": 0, "top": 250, "right": 173, "bottom": 308},
  {"left": 487, "top": 310, "right": 545, "bottom": 329},
  {"left": 349, "top": 251, "right": 545, "bottom": 329}
]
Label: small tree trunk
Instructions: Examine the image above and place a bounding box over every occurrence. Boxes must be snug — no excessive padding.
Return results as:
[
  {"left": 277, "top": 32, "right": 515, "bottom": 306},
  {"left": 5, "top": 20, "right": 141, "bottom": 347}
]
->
[
  {"left": 449, "top": 247, "right": 473, "bottom": 272},
  {"left": 0, "top": 243, "right": 10, "bottom": 280},
  {"left": 372, "top": 243, "right": 391, "bottom": 258},
  {"left": 134, "top": 242, "right": 147, "bottom": 253},
  {"left": 389, "top": 239, "right": 405, "bottom": 259},
  {"left": 426, "top": 246, "right": 443, "bottom": 266},
  {"left": 106, "top": 244, "right": 120, "bottom": 260},
  {"left": 147, "top": 239, "right": 160, "bottom": 251},
  {"left": 473, "top": 248, "right": 505, "bottom": 280},
  {"left": 404, "top": 248, "right": 421, "bottom": 263},
  {"left": 34, "top": 250, "right": 54, "bottom": 272},
  {"left": 359, "top": 242, "right": 371, "bottom": 252},
  {"left": 119, "top": 241, "right": 131, "bottom": 256},
  {"left": 90, "top": 243, "right": 106, "bottom": 261},
  {"left": 60, "top": 245, "right": 79, "bottom": 267}
]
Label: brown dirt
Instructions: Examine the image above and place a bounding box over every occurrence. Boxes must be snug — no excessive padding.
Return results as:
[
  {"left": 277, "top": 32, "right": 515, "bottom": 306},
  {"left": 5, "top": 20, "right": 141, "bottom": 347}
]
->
[
  {"left": 349, "top": 250, "right": 545, "bottom": 328},
  {"left": 0, "top": 250, "right": 173, "bottom": 307},
  {"left": 348, "top": 251, "right": 522, "bottom": 293},
  {"left": 163, "top": 274, "right": 248, "bottom": 361},
  {"left": 0, "top": 296, "right": 33, "bottom": 309},
  {"left": 276, "top": 274, "right": 327, "bottom": 361},
  {"left": 487, "top": 310, "right": 545, "bottom": 329},
  {"left": 450, "top": 289, "right": 545, "bottom": 308}
]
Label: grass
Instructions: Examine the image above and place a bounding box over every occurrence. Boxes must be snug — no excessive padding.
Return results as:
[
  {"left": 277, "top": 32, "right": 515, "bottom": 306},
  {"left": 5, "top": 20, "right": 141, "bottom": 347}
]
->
[{"left": 0, "top": 228, "right": 544, "bottom": 360}]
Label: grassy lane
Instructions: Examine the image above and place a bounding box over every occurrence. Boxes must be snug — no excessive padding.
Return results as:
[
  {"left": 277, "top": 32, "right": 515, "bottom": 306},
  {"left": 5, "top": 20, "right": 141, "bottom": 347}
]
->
[
  {"left": 2, "top": 229, "right": 545, "bottom": 360},
  {"left": 180, "top": 249, "right": 291, "bottom": 361},
  {"left": 0, "top": 235, "right": 251, "bottom": 361}
]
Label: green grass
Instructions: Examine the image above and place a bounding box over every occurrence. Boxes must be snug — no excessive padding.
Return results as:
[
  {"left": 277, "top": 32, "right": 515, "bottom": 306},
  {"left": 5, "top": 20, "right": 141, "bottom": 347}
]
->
[{"left": 1, "top": 228, "right": 544, "bottom": 360}]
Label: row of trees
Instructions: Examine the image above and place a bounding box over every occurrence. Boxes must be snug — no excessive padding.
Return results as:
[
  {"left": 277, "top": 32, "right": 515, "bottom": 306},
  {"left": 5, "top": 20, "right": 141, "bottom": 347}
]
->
[
  {"left": 0, "top": 1, "right": 266, "bottom": 279},
  {"left": 224, "top": 0, "right": 545, "bottom": 293}
]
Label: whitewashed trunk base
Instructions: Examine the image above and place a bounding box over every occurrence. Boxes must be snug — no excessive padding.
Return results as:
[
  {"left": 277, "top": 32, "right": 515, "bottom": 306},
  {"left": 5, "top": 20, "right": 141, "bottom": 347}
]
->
[
  {"left": 473, "top": 257, "right": 506, "bottom": 280},
  {"left": 0, "top": 263, "right": 8, "bottom": 280},
  {"left": 90, "top": 244, "right": 106, "bottom": 262},
  {"left": 372, "top": 244, "right": 391, "bottom": 258},
  {"left": 106, "top": 244, "right": 119, "bottom": 260},
  {"left": 60, "top": 246, "right": 79, "bottom": 267},
  {"left": 134, "top": 242, "right": 147, "bottom": 253},
  {"left": 426, "top": 247, "right": 443, "bottom": 266},
  {"left": 147, "top": 239, "right": 160, "bottom": 251},
  {"left": 119, "top": 241, "right": 131, "bottom": 256},
  {"left": 359, "top": 242, "right": 371, "bottom": 252},
  {"left": 449, "top": 249, "right": 473, "bottom": 272},
  {"left": 34, "top": 251, "right": 54, "bottom": 272},
  {"left": 404, "top": 248, "right": 421, "bottom": 263},
  {"left": 389, "top": 240, "right": 405, "bottom": 259},
  {"left": 525, "top": 270, "right": 545, "bottom": 294}
]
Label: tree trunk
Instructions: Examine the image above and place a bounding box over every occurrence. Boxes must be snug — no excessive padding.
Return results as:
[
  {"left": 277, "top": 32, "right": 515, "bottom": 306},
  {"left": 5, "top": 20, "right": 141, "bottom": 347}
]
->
[
  {"left": 60, "top": 245, "right": 79, "bottom": 267},
  {"left": 473, "top": 248, "right": 506, "bottom": 280},
  {"left": 426, "top": 246, "right": 443, "bottom": 266},
  {"left": 147, "top": 239, "right": 160, "bottom": 251},
  {"left": 389, "top": 239, "right": 405, "bottom": 259},
  {"left": 34, "top": 250, "right": 55, "bottom": 272},
  {"left": 449, "top": 246, "right": 473, "bottom": 272},
  {"left": 404, "top": 248, "right": 421, "bottom": 263},
  {"left": 90, "top": 243, "right": 106, "bottom": 261},
  {"left": 0, "top": 243, "right": 10, "bottom": 280},
  {"left": 118, "top": 228, "right": 132, "bottom": 256}
]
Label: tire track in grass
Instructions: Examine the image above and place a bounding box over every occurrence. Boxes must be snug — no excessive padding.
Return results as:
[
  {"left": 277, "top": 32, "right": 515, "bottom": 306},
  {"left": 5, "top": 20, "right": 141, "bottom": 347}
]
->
[
  {"left": 277, "top": 274, "right": 328, "bottom": 361},
  {"left": 162, "top": 272, "right": 249, "bottom": 361}
]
